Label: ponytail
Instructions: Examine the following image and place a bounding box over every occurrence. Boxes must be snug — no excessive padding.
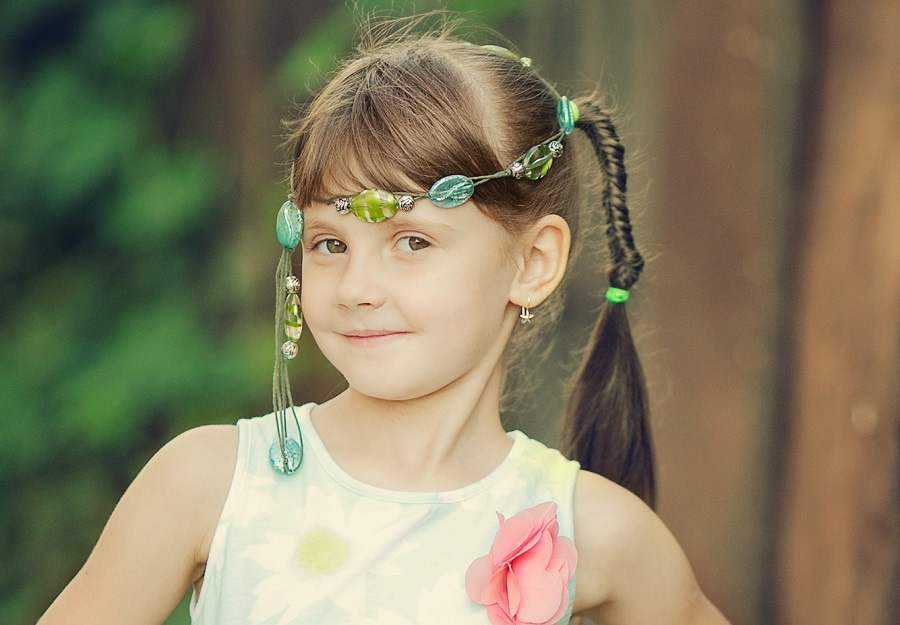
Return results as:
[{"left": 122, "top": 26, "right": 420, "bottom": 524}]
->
[{"left": 560, "top": 103, "right": 656, "bottom": 508}]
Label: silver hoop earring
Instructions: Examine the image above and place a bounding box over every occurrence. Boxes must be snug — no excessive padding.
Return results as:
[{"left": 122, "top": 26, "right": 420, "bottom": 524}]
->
[{"left": 519, "top": 296, "right": 534, "bottom": 324}]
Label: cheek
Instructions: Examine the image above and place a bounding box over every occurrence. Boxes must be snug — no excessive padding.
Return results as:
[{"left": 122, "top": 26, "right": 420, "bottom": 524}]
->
[
  {"left": 298, "top": 267, "right": 329, "bottom": 330},
  {"left": 430, "top": 263, "right": 515, "bottom": 330}
]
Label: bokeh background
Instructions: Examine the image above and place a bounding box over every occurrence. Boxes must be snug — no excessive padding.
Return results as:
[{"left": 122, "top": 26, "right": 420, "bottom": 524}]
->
[{"left": 1, "top": 1, "right": 897, "bottom": 624}]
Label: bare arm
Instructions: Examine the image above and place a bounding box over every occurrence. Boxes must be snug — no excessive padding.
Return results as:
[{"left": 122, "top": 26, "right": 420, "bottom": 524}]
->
[
  {"left": 38, "top": 425, "right": 238, "bottom": 625},
  {"left": 572, "top": 471, "right": 730, "bottom": 625}
]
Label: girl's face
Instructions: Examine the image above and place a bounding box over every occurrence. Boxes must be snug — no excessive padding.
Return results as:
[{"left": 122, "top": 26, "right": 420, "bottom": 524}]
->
[{"left": 300, "top": 196, "right": 521, "bottom": 402}]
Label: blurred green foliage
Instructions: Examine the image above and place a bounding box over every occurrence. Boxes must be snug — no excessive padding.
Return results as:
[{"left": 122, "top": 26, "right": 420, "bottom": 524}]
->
[
  {"left": 0, "top": 1, "right": 269, "bottom": 623},
  {"left": 0, "top": 1, "right": 521, "bottom": 623}
]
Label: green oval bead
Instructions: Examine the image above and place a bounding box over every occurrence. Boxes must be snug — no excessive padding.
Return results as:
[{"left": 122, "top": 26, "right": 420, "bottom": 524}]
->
[
  {"left": 276, "top": 200, "right": 303, "bottom": 249},
  {"left": 348, "top": 189, "right": 399, "bottom": 223},
  {"left": 522, "top": 144, "right": 554, "bottom": 180},
  {"left": 557, "top": 97, "right": 579, "bottom": 136},
  {"left": 428, "top": 175, "right": 475, "bottom": 208},
  {"left": 284, "top": 293, "right": 303, "bottom": 340}
]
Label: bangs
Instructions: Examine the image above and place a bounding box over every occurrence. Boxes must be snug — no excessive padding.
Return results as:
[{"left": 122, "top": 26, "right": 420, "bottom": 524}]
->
[{"left": 289, "top": 43, "right": 520, "bottom": 210}]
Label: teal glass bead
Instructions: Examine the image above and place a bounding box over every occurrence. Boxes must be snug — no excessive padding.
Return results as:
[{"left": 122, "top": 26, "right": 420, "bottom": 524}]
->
[
  {"left": 557, "top": 97, "right": 579, "bottom": 136},
  {"left": 269, "top": 437, "right": 303, "bottom": 474},
  {"left": 276, "top": 200, "right": 303, "bottom": 249},
  {"left": 349, "top": 189, "right": 399, "bottom": 223},
  {"left": 429, "top": 175, "right": 475, "bottom": 208},
  {"left": 521, "top": 144, "right": 554, "bottom": 180},
  {"left": 284, "top": 293, "right": 303, "bottom": 340}
]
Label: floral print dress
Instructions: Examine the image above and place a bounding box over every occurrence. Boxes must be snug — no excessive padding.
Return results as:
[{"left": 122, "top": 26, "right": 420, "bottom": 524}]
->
[{"left": 191, "top": 403, "right": 580, "bottom": 625}]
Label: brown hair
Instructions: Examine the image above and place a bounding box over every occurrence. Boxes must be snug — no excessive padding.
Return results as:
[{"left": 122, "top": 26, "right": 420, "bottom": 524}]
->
[{"left": 284, "top": 16, "right": 655, "bottom": 507}]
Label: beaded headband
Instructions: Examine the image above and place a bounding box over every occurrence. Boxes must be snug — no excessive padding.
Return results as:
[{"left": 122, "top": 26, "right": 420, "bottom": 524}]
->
[
  {"left": 268, "top": 48, "right": 586, "bottom": 475},
  {"left": 313, "top": 96, "right": 578, "bottom": 222},
  {"left": 275, "top": 95, "right": 579, "bottom": 231}
]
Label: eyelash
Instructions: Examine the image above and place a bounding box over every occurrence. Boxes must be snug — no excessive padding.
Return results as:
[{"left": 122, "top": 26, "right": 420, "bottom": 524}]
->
[
  {"left": 309, "top": 235, "right": 431, "bottom": 255},
  {"left": 397, "top": 236, "right": 430, "bottom": 252},
  {"left": 312, "top": 238, "right": 347, "bottom": 254}
]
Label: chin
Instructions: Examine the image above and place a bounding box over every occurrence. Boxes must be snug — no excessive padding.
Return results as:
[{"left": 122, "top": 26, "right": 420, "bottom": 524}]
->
[
  {"left": 338, "top": 367, "right": 457, "bottom": 402},
  {"left": 345, "top": 381, "right": 437, "bottom": 402}
]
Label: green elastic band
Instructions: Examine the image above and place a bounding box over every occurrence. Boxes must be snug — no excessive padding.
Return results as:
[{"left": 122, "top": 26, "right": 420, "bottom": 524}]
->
[{"left": 606, "top": 287, "right": 629, "bottom": 304}]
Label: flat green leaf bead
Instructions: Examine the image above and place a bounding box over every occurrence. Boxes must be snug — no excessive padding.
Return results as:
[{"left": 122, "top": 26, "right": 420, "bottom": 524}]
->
[
  {"left": 276, "top": 200, "right": 303, "bottom": 249},
  {"left": 522, "top": 144, "right": 554, "bottom": 180},
  {"left": 429, "top": 175, "right": 475, "bottom": 208},
  {"left": 349, "top": 189, "right": 399, "bottom": 223},
  {"left": 557, "top": 97, "right": 579, "bottom": 136}
]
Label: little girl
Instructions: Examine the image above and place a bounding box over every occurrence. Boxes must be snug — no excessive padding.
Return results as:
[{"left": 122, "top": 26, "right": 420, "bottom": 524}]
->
[{"left": 39, "top": 18, "right": 730, "bottom": 625}]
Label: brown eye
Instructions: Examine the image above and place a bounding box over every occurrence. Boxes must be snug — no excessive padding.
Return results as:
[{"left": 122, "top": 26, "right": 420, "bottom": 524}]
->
[
  {"left": 398, "top": 236, "right": 430, "bottom": 252},
  {"left": 315, "top": 239, "right": 347, "bottom": 254}
]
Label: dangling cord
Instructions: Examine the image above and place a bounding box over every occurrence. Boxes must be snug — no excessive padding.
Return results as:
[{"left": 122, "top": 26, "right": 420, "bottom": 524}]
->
[{"left": 271, "top": 223, "right": 304, "bottom": 474}]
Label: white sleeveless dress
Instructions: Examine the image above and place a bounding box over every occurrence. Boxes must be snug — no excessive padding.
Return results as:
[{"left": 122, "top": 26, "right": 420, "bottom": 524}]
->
[{"left": 191, "top": 403, "right": 580, "bottom": 625}]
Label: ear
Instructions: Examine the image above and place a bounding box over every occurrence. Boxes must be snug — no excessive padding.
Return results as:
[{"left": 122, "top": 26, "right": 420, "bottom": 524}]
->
[{"left": 510, "top": 214, "right": 571, "bottom": 308}]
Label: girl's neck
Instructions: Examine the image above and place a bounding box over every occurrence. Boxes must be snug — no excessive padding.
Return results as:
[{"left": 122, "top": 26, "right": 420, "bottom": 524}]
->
[{"left": 310, "top": 364, "right": 512, "bottom": 492}]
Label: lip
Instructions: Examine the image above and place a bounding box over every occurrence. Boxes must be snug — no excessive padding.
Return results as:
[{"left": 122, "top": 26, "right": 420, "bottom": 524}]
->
[{"left": 341, "top": 330, "right": 410, "bottom": 346}]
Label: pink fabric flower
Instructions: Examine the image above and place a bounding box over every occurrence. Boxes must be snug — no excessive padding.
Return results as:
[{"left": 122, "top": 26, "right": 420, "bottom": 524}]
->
[{"left": 466, "top": 502, "right": 578, "bottom": 625}]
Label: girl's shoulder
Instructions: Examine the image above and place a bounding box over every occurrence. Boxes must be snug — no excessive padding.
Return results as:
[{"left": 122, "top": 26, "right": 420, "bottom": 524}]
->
[
  {"left": 103, "top": 423, "right": 240, "bottom": 585},
  {"left": 160, "top": 423, "right": 239, "bottom": 471},
  {"left": 127, "top": 424, "right": 240, "bottom": 564},
  {"left": 571, "top": 470, "right": 724, "bottom": 624},
  {"left": 572, "top": 469, "right": 657, "bottom": 588},
  {"left": 37, "top": 424, "right": 240, "bottom": 625},
  {"left": 143, "top": 424, "right": 239, "bottom": 508},
  {"left": 157, "top": 424, "right": 239, "bottom": 491}
]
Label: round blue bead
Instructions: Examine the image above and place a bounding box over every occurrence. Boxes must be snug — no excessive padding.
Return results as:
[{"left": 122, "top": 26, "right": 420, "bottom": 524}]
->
[
  {"left": 276, "top": 201, "right": 303, "bottom": 249},
  {"left": 269, "top": 437, "right": 303, "bottom": 474}
]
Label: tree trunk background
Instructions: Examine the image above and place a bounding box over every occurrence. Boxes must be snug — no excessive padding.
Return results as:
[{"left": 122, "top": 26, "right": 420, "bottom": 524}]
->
[
  {"left": 654, "top": 0, "right": 776, "bottom": 621},
  {"left": 776, "top": 1, "right": 900, "bottom": 623}
]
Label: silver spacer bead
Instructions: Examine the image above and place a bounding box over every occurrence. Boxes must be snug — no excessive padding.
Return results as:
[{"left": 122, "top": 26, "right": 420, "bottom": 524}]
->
[
  {"left": 281, "top": 340, "right": 299, "bottom": 359},
  {"left": 334, "top": 197, "right": 350, "bottom": 214},
  {"left": 519, "top": 57, "right": 533, "bottom": 67},
  {"left": 285, "top": 275, "right": 301, "bottom": 294},
  {"left": 548, "top": 140, "right": 564, "bottom": 157},
  {"left": 509, "top": 162, "right": 525, "bottom": 179},
  {"left": 398, "top": 195, "right": 415, "bottom": 211}
]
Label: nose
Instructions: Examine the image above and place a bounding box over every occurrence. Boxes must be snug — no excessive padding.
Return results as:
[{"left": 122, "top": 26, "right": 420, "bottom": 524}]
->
[{"left": 333, "top": 247, "right": 385, "bottom": 309}]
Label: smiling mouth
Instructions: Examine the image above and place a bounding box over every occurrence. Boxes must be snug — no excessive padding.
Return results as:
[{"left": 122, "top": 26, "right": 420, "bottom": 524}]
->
[
  {"left": 341, "top": 330, "right": 410, "bottom": 344},
  {"left": 343, "top": 329, "right": 403, "bottom": 337}
]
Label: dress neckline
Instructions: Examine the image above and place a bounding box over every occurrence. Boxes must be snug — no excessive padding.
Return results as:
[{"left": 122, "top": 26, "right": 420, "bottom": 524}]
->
[{"left": 296, "top": 402, "right": 526, "bottom": 504}]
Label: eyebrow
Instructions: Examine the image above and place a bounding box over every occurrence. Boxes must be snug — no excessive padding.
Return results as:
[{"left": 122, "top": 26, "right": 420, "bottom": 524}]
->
[{"left": 383, "top": 213, "right": 458, "bottom": 233}]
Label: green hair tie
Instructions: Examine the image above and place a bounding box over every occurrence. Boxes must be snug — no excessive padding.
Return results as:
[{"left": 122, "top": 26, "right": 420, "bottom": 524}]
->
[{"left": 606, "top": 287, "right": 629, "bottom": 304}]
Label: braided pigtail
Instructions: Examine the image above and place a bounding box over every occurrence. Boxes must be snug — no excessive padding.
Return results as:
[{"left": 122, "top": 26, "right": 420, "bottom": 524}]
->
[{"left": 560, "top": 102, "right": 656, "bottom": 508}]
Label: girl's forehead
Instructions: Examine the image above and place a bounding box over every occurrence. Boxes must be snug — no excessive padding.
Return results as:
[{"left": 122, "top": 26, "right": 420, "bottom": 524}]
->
[{"left": 316, "top": 161, "right": 422, "bottom": 198}]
